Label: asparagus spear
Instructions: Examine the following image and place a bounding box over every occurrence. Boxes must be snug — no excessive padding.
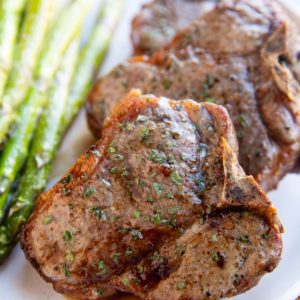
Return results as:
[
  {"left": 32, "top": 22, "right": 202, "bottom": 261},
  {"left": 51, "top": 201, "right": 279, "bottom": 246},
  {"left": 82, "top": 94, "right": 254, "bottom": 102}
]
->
[
  {"left": 0, "top": 41, "right": 79, "bottom": 263},
  {"left": 0, "top": 0, "right": 26, "bottom": 100},
  {"left": 0, "top": 0, "right": 55, "bottom": 144},
  {"left": 0, "top": 0, "right": 124, "bottom": 263},
  {"left": 64, "top": 0, "right": 124, "bottom": 128},
  {"left": 0, "top": 0, "right": 93, "bottom": 221}
]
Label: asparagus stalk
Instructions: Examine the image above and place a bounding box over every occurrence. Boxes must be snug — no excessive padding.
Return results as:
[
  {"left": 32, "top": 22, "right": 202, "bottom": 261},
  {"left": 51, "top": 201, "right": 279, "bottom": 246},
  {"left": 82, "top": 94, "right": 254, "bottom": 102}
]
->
[
  {"left": 0, "top": 0, "right": 26, "bottom": 100},
  {"left": 64, "top": 0, "right": 124, "bottom": 128},
  {"left": 0, "top": 0, "right": 55, "bottom": 144},
  {"left": 0, "top": 41, "right": 79, "bottom": 263},
  {"left": 0, "top": 0, "right": 124, "bottom": 263},
  {"left": 0, "top": 0, "right": 93, "bottom": 221}
]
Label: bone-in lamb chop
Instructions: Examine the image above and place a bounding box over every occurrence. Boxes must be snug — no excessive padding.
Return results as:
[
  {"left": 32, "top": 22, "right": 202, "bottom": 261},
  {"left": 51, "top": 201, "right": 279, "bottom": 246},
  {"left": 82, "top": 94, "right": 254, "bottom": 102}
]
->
[
  {"left": 131, "top": 0, "right": 218, "bottom": 54},
  {"left": 22, "top": 91, "right": 282, "bottom": 300},
  {"left": 87, "top": 0, "right": 300, "bottom": 191}
]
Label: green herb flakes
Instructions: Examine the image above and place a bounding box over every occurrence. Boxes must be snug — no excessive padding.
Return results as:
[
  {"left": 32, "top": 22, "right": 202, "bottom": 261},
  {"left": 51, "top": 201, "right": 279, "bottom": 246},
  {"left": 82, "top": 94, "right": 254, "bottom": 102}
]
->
[
  {"left": 91, "top": 207, "right": 107, "bottom": 221},
  {"left": 123, "top": 277, "right": 130, "bottom": 286},
  {"left": 170, "top": 171, "right": 182, "bottom": 185},
  {"left": 239, "top": 235, "right": 250, "bottom": 244},
  {"left": 153, "top": 182, "right": 164, "bottom": 195},
  {"left": 62, "top": 188, "right": 71, "bottom": 196},
  {"left": 149, "top": 149, "right": 166, "bottom": 164},
  {"left": 63, "top": 230, "right": 73, "bottom": 242},
  {"left": 125, "top": 248, "right": 134, "bottom": 256},
  {"left": 137, "top": 115, "right": 148, "bottom": 122},
  {"left": 177, "top": 281, "right": 186, "bottom": 290},
  {"left": 211, "top": 234, "right": 218, "bottom": 242},
  {"left": 136, "top": 265, "right": 144, "bottom": 274},
  {"left": 65, "top": 250, "right": 74, "bottom": 262},
  {"left": 140, "top": 128, "right": 150, "bottom": 142},
  {"left": 262, "top": 232, "right": 270, "bottom": 240},
  {"left": 211, "top": 251, "right": 218, "bottom": 262},
  {"left": 162, "top": 78, "right": 172, "bottom": 90},
  {"left": 113, "top": 154, "right": 124, "bottom": 161},
  {"left": 84, "top": 187, "right": 96, "bottom": 197},
  {"left": 97, "top": 288, "right": 105, "bottom": 297},
  {"left": 63, "top": 263, "right": 71, "bottom": 277},
  {"left": 133, "top": 211, "right": 141, "bottom": 219},
  {"left": 61, "top": 174, "right": 72, "bottom": 184},
  {"left": 97, "top": 260, "right": 107, "bottom": 275},
  {"left": 42, "top": 215, "right": 54, "bottom": 225},
  {"left": 110, "top": 166, "right": 118, "bottom": 174},
  {"left": 131, "top": 229, "right": 143, "bottom": 240},
  {"left": 240, "top": 114, "right": 248, "bottom": 128}
]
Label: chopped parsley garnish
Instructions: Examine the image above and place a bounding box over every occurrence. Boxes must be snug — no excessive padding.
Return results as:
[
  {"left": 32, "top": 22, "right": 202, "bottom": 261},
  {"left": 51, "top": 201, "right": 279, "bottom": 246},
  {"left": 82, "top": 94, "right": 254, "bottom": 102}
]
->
[
  {"left": 91, "top": 207, "right": 107, "bottom": 220},
  {"left": 211, "top": 234, "right": 218, "bottom": 242},
  {"left": 65, "top": 250, "right": 74, "bottom": 262},
  {"left": 84, "top": 186, "right": 96, "bottom": 197},
  {"left": 199, "top": 217, "right": 205, "bottom": 225},
  {"left": 167, "top": 140, "right": 177, "bottom": 148},
  {"left": 170, "top": 171, "right": 182, "bottom": 185},
  {"left": 136, "top": 265, "right": 144, "bottom": 274},
  {"left": 137, "top": 115, "right": 148, "bottom": 122},
  {"left": 262, "top": 232, "right": 270, "bottom": 240},
  {"left": 240, "top": 114, "right": 248, "bottom": 128},
  {"left": 63, "top": 263, "right": 71, "bottom": 277},
  {"left": 63, "top": 230, "right": 73, "bottom": 242},
  {"left": 61, "top": 174, "right": 72, "bottom": 184},
  {"left": 133, "top": 211, "right": 141, "bottom": 219},
  {"left": 153, "top": 182, "right": 164, "bottom": 195},
  {"left": 125, "top": 248, "right": 134, "bottom": 256},
  {"left": 194, "top": 176, "right": 205, "bottom": 192},
  {"left": 168, "top": 206, "right": 180, "bottom": 215},
  {"left": 151, "top": 214, "right": 174, "bottom": 227},
  {"left": 239, "top": 235, "right": 250, "bottom": 243},
  {"left": 177, "top": 281, "right": 186, "bottom": 290},
  {"left": 131, "top": 229, "right": 143, "bottom": 240},
  {"left": 162, "top": 78, "right": 172, "bottom": 90},
  {"left": 108, "top": 146, "right": 116, "bottom": 154},
  {"left": 113, "top": 154, "right": 124, "bottom": 161},
  {"left": 97, "top": 288, "right": 105, "bottom": 297},
  {"left": 42, "top": 215, "right": 54, "bottom": 225},
  {"left": 121, "top": 167, "right": 128, "bottom": 177},
  {"left": 205, "top": 97, "right": 215, "bottom": 103},
  {"left": 167, "top": 155, "right": 175, "bottom": 165},
  {"left": 149, "top": 149, "right": 166, "bottom": 164},
  {"left": 146, "top": 196, "right": 155, "bottom": 204},
  {"left": 211, "top": 251, "right": 218, "bottom": 262},
  {"left": 97, "top": 260, "right": 107, "bottom": 275},
  {"left": 140, "top": 128, "right": 150, "bottom": 143},
  {"left": 123, "top": 277, "right": 130, "bottom": 286},
  {"left": 165, "top": 192, "right": 174, "bottom": 199},
  {"left": 62, "top": 188, "right": 71, "bottom": 196},
  {"left": 112, "top": 215, "right": 121, "bottom": 222},
  {"left": 110, "top": 166, "right": 118, "bottom": 174},
  {"left": 135, "top": 177, "right": 145, "bottom": 188}
]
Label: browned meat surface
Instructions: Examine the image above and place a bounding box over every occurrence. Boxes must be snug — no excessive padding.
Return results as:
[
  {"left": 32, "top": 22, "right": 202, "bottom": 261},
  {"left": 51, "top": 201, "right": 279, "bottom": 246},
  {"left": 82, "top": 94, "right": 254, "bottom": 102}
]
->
[
  {"left": 131, "top": 0, "right": 218, "bottom": 54},
  {"left": 87, "top": 0, "right": 300, "bottom": 191},
  {"left": 22, "top": 90, "right": 282, "bottom": 300}
]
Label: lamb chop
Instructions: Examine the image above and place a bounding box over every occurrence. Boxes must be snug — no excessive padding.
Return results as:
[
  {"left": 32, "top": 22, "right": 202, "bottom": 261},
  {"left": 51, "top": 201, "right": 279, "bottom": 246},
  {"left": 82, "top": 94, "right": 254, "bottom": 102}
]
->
[
  {"left": 87, "top": 0, "right": 300, "bottom": 191},
  {"left": 131, "top": 0, "right": 218, "bottom": 54},
  {"left": 22, "top": 91, "right": 282, "bottom": 300}
]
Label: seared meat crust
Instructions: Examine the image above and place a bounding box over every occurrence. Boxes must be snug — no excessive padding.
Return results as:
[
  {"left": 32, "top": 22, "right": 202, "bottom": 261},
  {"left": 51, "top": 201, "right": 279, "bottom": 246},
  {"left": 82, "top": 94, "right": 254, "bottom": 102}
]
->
[
  {"left": 87, "top": 0, "right": 300, "bottom": 191},
  {"left": 23, "top": 91, "right": 282, "bottom": 300},
  {"left": 131, "top": 0, "right": 218, "bottom": 54}
]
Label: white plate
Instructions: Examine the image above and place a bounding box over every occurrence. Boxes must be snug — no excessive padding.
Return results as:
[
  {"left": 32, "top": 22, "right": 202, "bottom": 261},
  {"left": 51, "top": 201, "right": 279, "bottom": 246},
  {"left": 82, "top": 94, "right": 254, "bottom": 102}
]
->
[{"left": 1, "top": 1, "right": 300, "bottom": 299}]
